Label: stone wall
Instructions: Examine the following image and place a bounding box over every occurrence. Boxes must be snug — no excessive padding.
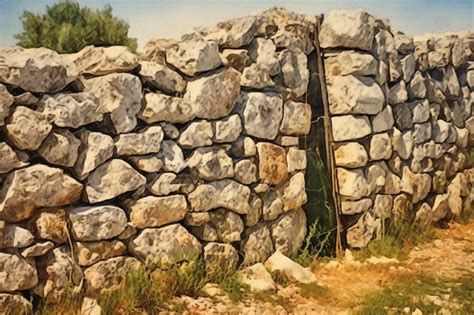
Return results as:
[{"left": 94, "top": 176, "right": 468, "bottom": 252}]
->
[
  {"left": 0, "top": 8, "right": 315, "bottom": 309},
  {"left": 320, "top": 10, "right": 474, "bottom": 248}
]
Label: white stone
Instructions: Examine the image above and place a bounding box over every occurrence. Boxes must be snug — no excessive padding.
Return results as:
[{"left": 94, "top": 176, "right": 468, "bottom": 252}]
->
[
  {"left": 69, "top": 45, "right": 138, "bottom": 75},
  {"left": 38, "top": 129, "right": 80, "bottom": 167},
  {"left": 115, "top": 126, "right": 164, "bottom": 156},
  {"left": 140, "top": 93, "right": 194, "bottom": 124},
  {"left": 140, "top": 61, "right": 186, "bottom": 94},
  {"left": 371, "top": 106, "right": 394, "bottom": 133},
  {"left": 334, "top": 142, "right": 368, "bottom": 168},
  {"left": 346, "top": 212, "right": 376, "bottom": 248},
  {"left": 286, "top": 147, "right": 307, "bottom": 173},
  {"left": 388, "top": 80, "right": 408, "bottom": 104},
  {"left": 178, "top": 120, "right": 213, "bottom": 149},
  {"left": 325, "top": 50, "right": 377, "bottom": 76},
  {"left": 336, "top": 168, "right": 369, "bottom": 200},
  {"left": 279, "top": 48, "right": 309, "bottom": 97},
  {"left": 157, "top": 140, "right": 186, "bottom": 173},
  {"left": 70, "top": 205, "right": 127, "bottom": 241},
  {"left": 241, "top": 223, "right": 274, "bottom": 265},
  {"left": 239, "top": 263, "right": 276, "bottom": 291},
  {"left": 187, "top": 146, "right": 234, "bottom": 180},
  {"left": 331, "top": 115, "right": 371, "bottom": 142},
  {"left": 0, "top": 220, "right": 34, "bottom": 248},
  {"left": 0, "top": 142, "right": 28, "bottom": 174},
  {"left": 270, "top": 208, "right": 307, "bottom": 257},
  {"left": 265, "top": 251, "right": 316, "bottom": 284},
  {"left": 128, "top": 195, "right": 188, "bottom": 229},
  {"left": 166, "top": 39, "right": 221, "bottom": 76},
  {"left": 280, "top": 100, "right": 311, "bottom": 136},
  {"left": 214, "top": 114, "right": 242, "bottom": 143},
  {"left": 341, "top": 199, "right": 372, "bottom": 215},
  {"left": 74, "top": 130, "right": 114, "bottom": 180},
  {"left": 6, "top": 106, "right": 52, "bottom": 150},
  {"left": 369, "top": 133, "right": 392, "bottom": 160}
]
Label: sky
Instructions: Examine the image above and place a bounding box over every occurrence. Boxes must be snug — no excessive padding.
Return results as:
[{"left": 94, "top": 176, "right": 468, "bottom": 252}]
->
[{"left": 0, "top": 0, "right": 473, "bottom": 49}]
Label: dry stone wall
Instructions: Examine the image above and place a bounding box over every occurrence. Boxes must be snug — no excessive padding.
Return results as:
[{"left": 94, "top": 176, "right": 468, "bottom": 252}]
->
[
  {"left": 319, "top": 10, "right": 474, "bottom": 248},
  {"left": 0, "top": 8, "right": 315, "bottom": 309}
]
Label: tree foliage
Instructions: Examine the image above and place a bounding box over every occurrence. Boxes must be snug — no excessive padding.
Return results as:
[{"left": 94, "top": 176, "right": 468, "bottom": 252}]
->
[{"left": 14, "top": 0, "right": 137, "bottom": 53}]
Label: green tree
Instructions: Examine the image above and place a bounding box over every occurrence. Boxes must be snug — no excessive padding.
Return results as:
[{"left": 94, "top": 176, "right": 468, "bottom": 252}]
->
[{"left": 15, "top": 0, "right": 137, "bottom": 53}]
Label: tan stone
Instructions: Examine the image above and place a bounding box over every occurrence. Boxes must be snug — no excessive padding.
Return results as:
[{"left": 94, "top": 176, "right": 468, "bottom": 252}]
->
[{"left": 256, "top": 142, "right": 288, "bottom": 186}]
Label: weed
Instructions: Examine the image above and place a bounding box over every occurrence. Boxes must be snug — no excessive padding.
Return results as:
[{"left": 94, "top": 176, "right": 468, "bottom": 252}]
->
[
  {"left": 298, "top": 282, "right": 329, "bottom": 299},
  {"left": 35, "top": 283, "right": 82, "bottom": 315},
  {"left": 270, "top": 270, "right": 290, "bottom": 288},
  {"left": 252, "top": 291, "right": 294, "bottom": 311}
]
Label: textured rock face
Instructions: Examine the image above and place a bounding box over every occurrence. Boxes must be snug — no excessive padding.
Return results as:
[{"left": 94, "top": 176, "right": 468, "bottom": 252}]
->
[
  {"left": 7, "top": 106, "right": 52, "bottom": 150},
  {"left": 140, "top": 61, "right": 186, "bottom": 93},
  {"left": 178, "top": 120, "right": 213, "bottom": 149},
  {"left": 38, "top": 92, "right": 102, "bottom": 128},
  {"left": 0, "top": 294, "right": 32, "bottom": 314},
  {"left": 140, "top": 93, "right": 194, "bottom": 124},
  {"left": 74, "top": 130, "right": 114, "bottom": 180},
  {"left": 203, "top": 243, "right": 239, "bottom": 273},
  {"left": 335, "top": 142, "right": 368, "bottom": 168},
  {"left": 239, "top": 263, "right": 276, "bottom": 292},
  {"left": 202, "top": 16, "right": 258, "bottom": 48},
  {"left": 0, "top": 142, "right": 28, "bottom": 174},
  {"left": 129, "top": 224, "right": 201, "bottom": 267},
  {"left": 0, "top": 253, "right": 38, "bottom": 291},
  {"left": 166, "top": 39, "right": 221, "bottom": 76},
  {"left": 0, "top": 165, "right": 82, "bottom": 222},
  {"left": 185, "top": 68, "right": 241, "bottom": 119},
  {"left": 239, "top": 92, "right": 283, "bottom": 140},
  {"left": 280, "top": 100, "right": 311, "bottom": 136},
  {"left": 187, "top": 146, "right": 234, "bottom": 180},
  {"left": 279, "top": 48, "right": 309, "bottom": 97},
  {"left": 85, "top": 159, "right": 146, "bottom": 203},
  {"left": 257, "top": 142, "right": 288, "bottom": 186},
  {"left": 115, "top": 126, "right": 164, "bottom": 156},
  {"left": 75, "top": 241, "right": 127, "bottom": 267},
  {"left": 158, "top": 140, "right": 186, "bottom": 173},
  {"left": 70, "top": 46, "right": 139, "bottom": 75},
  {"left": 270, "top": 208, "right": 306, "bottom": 256},
  {"left": 331, "top": 115, "right": 372, "bottom": 141},
  {"left": 128, "top": 195, "right": 188, "bottom": 228},
  {"left": 0, "top": 46, "right": 77, "bottom": 93},
  {"left": 38, "top": 130, "right": 81, "bottom": 167},
  {"left": 31, "top": 208, "right": 68, "bottom": 244},
  {"left": 265, "top": 251, "right": 316, "bottom": 284},
  {"left": 241, "top": 223, "right": 274, "bottom": 265},
  {"left": 0, "top": 84, "right": 14, "bottom": 126},
  {"left": 70, "top": 206, "right": 128, "bottom": 241},
  {"left": 325, "top": 51, "right": 378, "bottom": 76},
  {"left": 0, "top": 220, "right": 34, "bottom": 248},
  {"left": 214, "top": 115, "right": 242, "bottom": 143}
]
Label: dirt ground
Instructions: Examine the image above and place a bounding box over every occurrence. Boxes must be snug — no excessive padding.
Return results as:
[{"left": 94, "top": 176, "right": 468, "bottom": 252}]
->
[{"left": 171, "top": 221, "right": 474, "bottom": 314}]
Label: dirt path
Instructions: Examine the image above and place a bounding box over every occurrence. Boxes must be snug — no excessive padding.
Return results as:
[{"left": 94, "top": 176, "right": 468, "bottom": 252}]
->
[{"left": 172, "top": 221, "right": 474, "bottom": 314}]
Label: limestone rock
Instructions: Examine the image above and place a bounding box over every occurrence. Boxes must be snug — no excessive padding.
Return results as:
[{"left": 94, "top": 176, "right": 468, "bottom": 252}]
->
[
  {"left": 282, "top": 172, "right": 307, "bottom": 211},
  {"left": 214, "top": 114, "right": 242, "bottom": 143},
  {"left": 75, "top": 240, "right": 127, "bottom": 266},
  {"left": 392, "top": 194, "right": 413, "bottom": 224},
  {"left": 373, "top": 195, "right": 393, "bottom": 219},
  {"left": 81, "top": 297, "right": 102, "bottom": 315},
  {"left": 0, "top": 46, "right": 77, "bottom": 93},
  {"left": 70, "top": 45, "right": 138, "bottom": 75},
  {"left": 141, "top": 38, "right": 177, "bottom": 64},
  {"left": 234, "top": 159, "right": 258, "bottom": 185},
  {"left": 388, "top": 80, "right": 408, "bottom": 104},
  {"left": 371, "top": 106, "right": 394, "bottom": 133},
  {"left": 0, "top": 294, "right": 32, "bottom": 314},
  {"left": 166, "top": 39, "right": 221, "bottom": 76},
  {"left": 432, "top": 120, "right": 454, "bottom": 143},
  {"left": 248, "top": 38, "right": 280, "bottom": 75},
  {"left": 6, "top": 106, "right": 52, "bottom": 150},
  {"left": 366, "top": 162, "right": 387, "bottom": 194},
  {"left": 279, "top": 48, "right": 309, "bottom": 97},
  {"left": 188, "top": 179, "right": 257, "bottom": 215},
  {"left": 270, "top": 208, "right": 306, "bottom": 257},
  {"left": 0, "top": 253, "right": 37, "bottom": 292},
  {"left": 319, "top": 10, "right": 375, "bottom": 51},
  {"left": 157, "top": 140, "right": 186, "bottom": 173},
  {"left": 257, "top": 142, "right": 288, "bottom": 186},
  {"left": 328, "top": 75, "right": 384, "bottom": 114},
  {"left": 238, "top": 92, "right": 283, "bottom": 140},
  {"left": 220, "top": 49, "right": 250, "bottom": 72},
  {"left": 241, "top": 63, "right": 275, "bottom": 88},
  {"left": 394, "top": 33, "right": 414, "bottom": 54},
  {"left": 83, "top": 73, "right": 142, "bottom": 134},
  {"left": 0, "top": 142, "right": 28, "bottom": 174},
  {"left": 280, "top": 100, "right": 311, "bottom": 136},
  {"left": 325, "top": 50, "right": 377, "bottom": 76},
  {"left": 265, "top": 251, "right": 316, "bottom": 284},
  {"left": 369, "top": 133, "right": 392, "bottom": 160},
  {"left": 346, "top": 212, "right": 376, "bottom": 248},
  {"left": 392, "top": 129, "right": 414, "bottom": 160},
  {"left": 203, "top": 242, "right": 239, "bottom": 274},
  {"left": 129, "top": 224, "right": 201, "bottom": 267},
  {"left": 331, "top": 115, "right": 371, "bottom": 142},
  {"left": 70, "top": 205, "right": 127, "bottom": 241},
  {"left": 34, "top": 247, "right": 82, "bottom": 300},
  {"left": 74, "top": 130, "right": 114, "bottom": 180},
  {"left": 85, "top": 159, "right": 146, "bottom": 203},
  {"left": 201, "top": 16, "right": 258, "bottom": 48},
  {"left": 21, "top": 241, "right": 54, "bottom": 258},
  {"left": 129, "top": 155, "right": 163, "bottom": 173},
  {"left": 128, "top": 195, "right": 188, "bottom": 229},
  {"left": 341, "top": 199, "right": 372, "bottom": 215},
  {"left": 31, "top": 208, "right": 68, "bottom": 244},
  {"left": 412, "top": 123, "right": 432, "bottom": 144},
  {"left": 0, "top": 84, "right": 13, "bottom": 126},
  {"left": 187, "top": 146, "right": 234, "bottom": 181},
  {"left": 38, "top": 92, "right": 103, "bottom": 128},
  {"left": 335, "top": 142, "right": 368, "bottom": 168},
  {"left": 38, "top": 129, "right": 80, "bottom": 167},
  {"left": 400, "top": 167, "right": 431, "bottom": 203},
  {"left": 149, "top": 173, "right": 180, "bottom": 196},
  {"left": 115, "top": 126, "right": 164, "bottom": 156},
  {"left": 261, "top": 189, "right": 284, "bottom": 221},
  {"left": 184, "top": 212, "right": 210, "bottom": 227},
  {"left": 239, "top": 263, "right": 276, "bottom": 291},
  {"left": 408, "top": 71, "right": 427, "bottom": 99},
  {"left": 209, "top": 209, "right": 245, "bottom": 242},
  {"left": 0, "top": 165, "right": 82, "bottom": 222},
  {"left": 140, "top": 93, "right": 194, "bottom": 124},
  {"left": 241, "top": 223, "right": 274, "bottom": 265},
  {"left": 231, "top": 136, "right": 257, "bottom": 157},
  {"left": 84, "top": 256, "right": 141, "bottom": 295},
  {"left": 178, "top": 120, "right": 213, "bottom": 149},
  {"left": 286, "top": 147, "right": 307, "bottom": 173},
  {"left": 401, "top": 53, "right": 416, "bottom": 82},
  {"left": 337, "top": 168, "right": 368, "bottom": 200},
  {"left": 0, "top": 220, "right": 34, "bottom": 248},
  {"left": 140, "top": 61, "right": 186, "bottom": 94}
]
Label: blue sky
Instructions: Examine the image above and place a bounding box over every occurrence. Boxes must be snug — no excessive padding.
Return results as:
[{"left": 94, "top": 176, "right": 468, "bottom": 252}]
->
[{"left": 0, "top": 0, "right": 472, "bottom": 49}]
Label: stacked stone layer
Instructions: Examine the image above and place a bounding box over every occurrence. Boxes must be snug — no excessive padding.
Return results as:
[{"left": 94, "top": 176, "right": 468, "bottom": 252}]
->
[
  {"left": 0, "top": 8, "right": 314, "bottom": 308},
  {"left": 320, "top": 10, "right": 474, "bottom": 248}
]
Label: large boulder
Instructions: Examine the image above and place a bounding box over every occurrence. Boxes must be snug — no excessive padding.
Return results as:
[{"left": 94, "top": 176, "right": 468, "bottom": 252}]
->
[
  {"left": 6, "top": 106, "right": 52, "bottom": 151},
  {"left": 83, "top": 73, "right": 142, "bottom": 134},
  {"left": 0, "top": 46, "right": 77, "bottom": 93},
  {"left": 0, "top": 165, "right": 82, "bottom": 222},
  {"left": 69, "top": 45, "right": 139, "bottom": 75},
  {"left": 319, "top": 10, "right": 375, "bottom": 51},
  {"left": 327, "top": 75, "right": 384, "bottom": 115},
  {"left": 128, "top": 195, "right": 188, "bottom": 229},
  {"left": 185, "top": 68, "right": 240, "bottom": 119},
  {"left": 0, "top": 253, "right": 38, "bottom": 291},
  {"left": 85, "top": 159, "right": 146, "bottom": 203},
  {"left": 70, "top": 205, "right": 128, "bottom": 241},
  {"left": 129, "top": 224, "right": 202, "bottom": 267},
  {"left": 166, "top": 39, "right": 221, "bottom": 76},
  {"left": 238, "top": 92, "right": 283, "bottom": 140}
]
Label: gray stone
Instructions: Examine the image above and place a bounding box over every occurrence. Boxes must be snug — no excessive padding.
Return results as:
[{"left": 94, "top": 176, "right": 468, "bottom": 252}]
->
[
  {"left": 334, "top": 142, "right": 368, "bottom": 168},
  {"left": 432, "top": 120, "right": 453, "bottom": 143},
  {"left": 209, "top": 209, "right": 245, "bottom": 243},
  {"left": 366, "top": 162, "right": 387, "bottom": 194},
  {"left": 280, "top": 100, "right": 311, "bottom": 136},
  {"left": 248, "top": 38, "right": 280, "bottom": 75},
  {"left": 412, "top": 123, "right": 432, "bottom": 144},
  {"left": 157, "top": 140, "right": 186, "bottom": 173},
  {"left": 341, "top": 198, "right": 372, "bottom": 215},
  {"left": 0, "top": 84, "right": 13, "bottom": 126},
  {"left": 149, "top": 173, "right": 180, "bottom": 196},
  {"left": 38, "top": 129, "right": 80, "bottom": 167},
  {"left": 0, "top": 165, "right": 82, "bottom": 222},
  {"left": 166, "top": 39, "right": 221, "bottom": 76},
  {"left": 21, "top": 241, "right": 54, "bottom": 258},
  {"left": 408, "top": 71, "right": 427, "bottom": 99},
  {"left": 369, "top": 133, "right": 392, "bottom": 160},
  {"left": 286, "top": 147, "right": 307, "bottom": 173},
  {"left": 443, "top": 66, "right": 460, "bottom": 97},
  {"left": 324, "top": 50, "right": 377, "bottom": 76},
  {"left": 331, "top": 115, "right": 372, "bottom": 142},
  {"left": 128, "top": 195, "right": 188, "bottom": 229},
  {"left": 74, "top": 130, "right": 114, "bottom": 180},
  {"left": 373, "top": 195, "right": 393, "bottom": 219},
  {"left": 279, "top": 48, "right": 309, "bottom": 97},
  {"left": 238, "top": 92, "right": 283, "bottom": 140},
  {"left": 75, "top": 240, "right": 127, "bottom": 267},
  {"left": 201, "top": 16, "right": 258, "bottom": 48},
  {"left": 187, "top": 146, "right": 234, "bottom": 181},
  {"left": 204, "top": 243, "right": 239, "bottom": 274},
  {"left": 371, "top": 106, "right": 394, "bottom": 133},
  {"left": 282, "top": 172, "right": 307, "bottom": 211},
  {"left": 70, "top": 205, "right": 127, "bottom": 241},
  {"left": 115, "top": 126, "right": 163, "bottom": 156},
  {"left": 0, "top": 253, "right": 38, "bottom": 292},
  {"left": 400, "top": 167, "right": 431, "bottom": 203},
  {"left": 214, "top": 114, "right": 242, "bottom": 143},
  {"left": 38, "top": 92, "right": 103, "bottom": 128},
  {"left": 178, "top": 120, "right": 213, "bottom": 149},
  {"left": 270, "top": 208, "right": 306, "bottom": 257},
  {"left": 140, "top": 93, "right": 194, "bottom": 124},
  {"left": 261, "top": 189, "right": 284, "bottom": 221},
  {"left": 129, "top": 224, "right": 201, "bottom": 267},
  {"left": 234, "top": 159, "right": 258, "bottom": 185},
  {"left": 394, "top": 33, "right": 414, "bottom": 54},
  {"left": 140, "top": 61, "right": 186, "bottom": 94},
  {"left": 0, "top": 220, "right": 34, "bottom": 248},
  {"left": 85, "top": 159, "right": 146, "bottom": 203},
  {"left": 388, "top": 80, "right": 408, "bottom": 104},
  {"left": 0, "top": 142, "right": 28, "bottom": 174},
  {"left": 241, "top": 63, "right": 275, "bottom": 88},
  {"left": 401, "top": 53, "right": 416, "bottom": 82},
  {"left": 241, "top": 223, "right": 274, "bottom": 265},
  {"left": 346, "top": 212, "right": 376, "bottom": 248},
  {"left": 6, "top": 106, "right": 52, "bottom": 150}
]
